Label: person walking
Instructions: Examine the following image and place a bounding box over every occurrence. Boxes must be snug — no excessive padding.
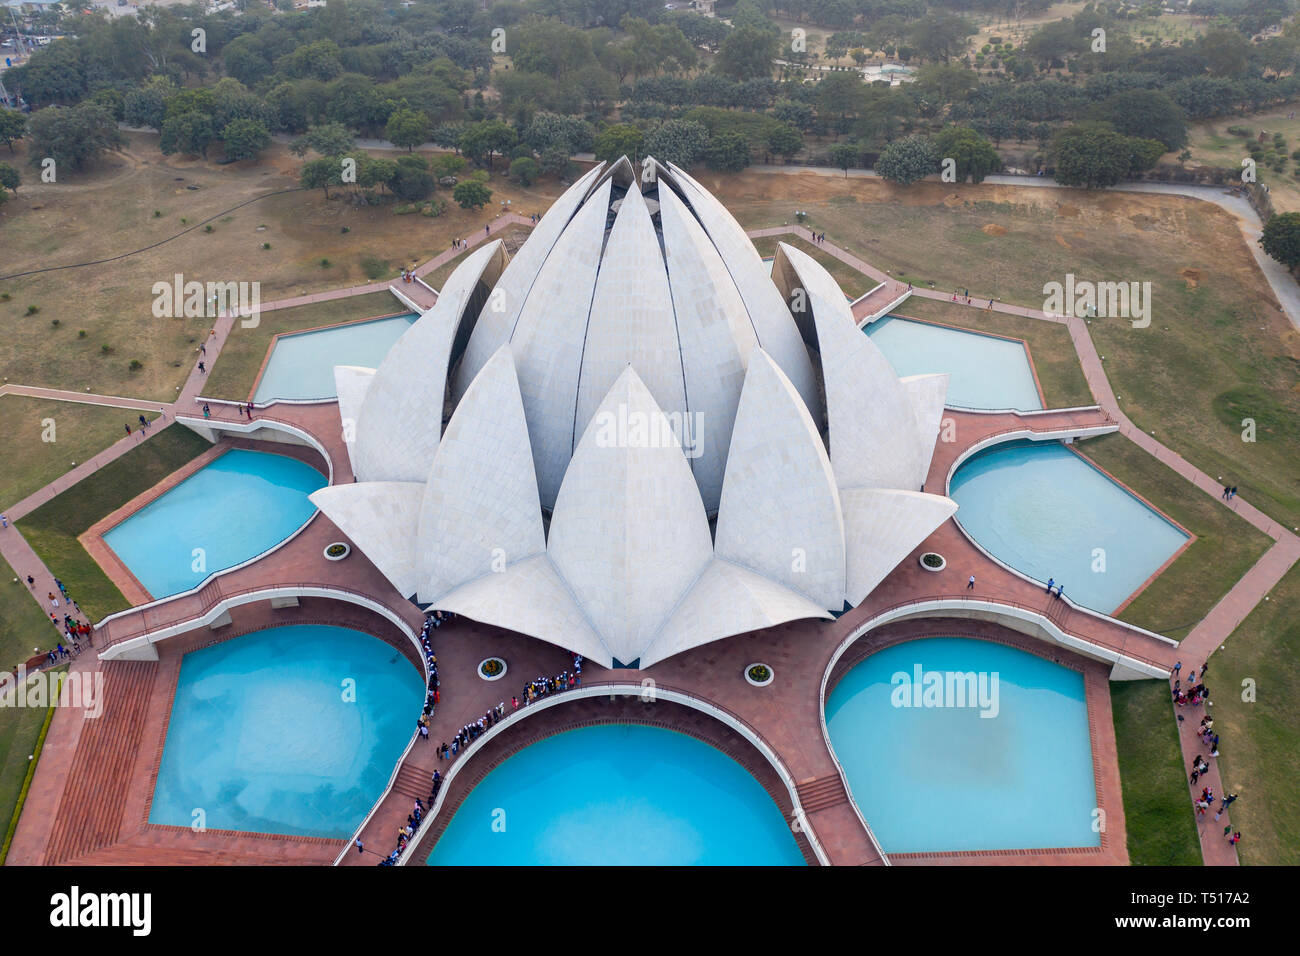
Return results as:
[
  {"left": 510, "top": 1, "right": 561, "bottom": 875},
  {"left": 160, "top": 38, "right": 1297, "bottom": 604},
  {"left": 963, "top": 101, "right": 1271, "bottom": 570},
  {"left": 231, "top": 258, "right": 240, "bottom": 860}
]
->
[
  {"left": 966, "top": 574, "right": 976, "bottom": 590},
  {"left": 1173, "top": 660, "right": 1182, "bottom": 676},
  {"left": 1046, "top": 577, "right": 1054, "bottom": 593},
  {"left": 26, "top": 575, "right": 34, "bottom": 587},
  {"left": 355, "top": 838, "right": 364, "bottom": 854},
  {"left": 0, "top": 513, "right": 7, "bottom": 529},
  {"left": 198, "top": 361, "right": 206, "bottom": 373}
]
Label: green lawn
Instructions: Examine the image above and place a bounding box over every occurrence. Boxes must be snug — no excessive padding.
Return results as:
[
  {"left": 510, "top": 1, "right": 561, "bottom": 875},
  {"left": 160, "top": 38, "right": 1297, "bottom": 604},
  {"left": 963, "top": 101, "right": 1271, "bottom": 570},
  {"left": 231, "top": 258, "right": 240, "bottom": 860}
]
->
[
  {"left": 1111, "top": 679, "right": 1202, "bottom": 865},
  {"left": 891, "top": 297, "right": 1094, "bottom": 409},
  {"left": 1076, "top": 433, "right": 1273, "bottom": 640},
  {"left": 0, "top": 551, "right": 64, "bottom": 863},
  {"left": 17, "top": 425, "right": 211, "bottom": 622},
  {"left": 203, "top": 291, "right": 403, "bottom": 402},
  {"left": 1208, "top": 564, "right": 1300, "bottom": 865},
  {"left": 0, "top": 397, "right": 160, "bottom": 511}
]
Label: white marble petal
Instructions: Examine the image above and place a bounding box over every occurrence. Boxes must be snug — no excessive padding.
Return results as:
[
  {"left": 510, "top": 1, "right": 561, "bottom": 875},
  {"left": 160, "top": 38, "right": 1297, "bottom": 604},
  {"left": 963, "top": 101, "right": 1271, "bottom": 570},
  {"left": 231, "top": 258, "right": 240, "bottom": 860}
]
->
[
  {"left": 433, "top": 553, "right": 613, "bottom": 666},
  {"left": 354, "top": 241, "right": 506, "bottom": 483},
  {"left": 840, "top": 487, "right": 958, "bottom": 605},
  {"left": 333, "top": 365, "right": 375, "bottom": 478},
  {"left": 415, "top": 345, "right": 545, "bottom": 603},
  {"left": 309, "top": 481, "right": 425, "bottom": 599},
  {"left": 715, "top": 350, "right": 846, "bottom": 609},
  {"left": 575, "top": 183, "right": 687, "bottom": 453},
  {"left": 508, "top": 177, "right": 613, "bottom": 509},
  {"left": 776, "top": 242, "right": 923, "bottom": 491},
  {"left": 547, "top": 366, "right": 713, "bottom": 666},
  {"left": 453, "top": 163, "right": 607, "bottom": 399},
  {"left": 657, "top": 181, "right": 757, "bottom": 512},
  {"left": 900, "top": 372, "right": 949, "bottom": 490},
  {"left": 661, "top": 161, "right": 820, "bottom": 420},
  {"left": 639, "top": 559, "right": 833, "bottom": 668}
]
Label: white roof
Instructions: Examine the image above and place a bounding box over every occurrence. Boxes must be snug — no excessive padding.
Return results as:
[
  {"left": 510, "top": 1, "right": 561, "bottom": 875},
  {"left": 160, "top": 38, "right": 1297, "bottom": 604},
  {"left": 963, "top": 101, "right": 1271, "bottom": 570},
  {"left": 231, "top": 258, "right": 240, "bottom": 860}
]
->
[{"left": 313, "top": 157, "right": 957, "bottom": 667}]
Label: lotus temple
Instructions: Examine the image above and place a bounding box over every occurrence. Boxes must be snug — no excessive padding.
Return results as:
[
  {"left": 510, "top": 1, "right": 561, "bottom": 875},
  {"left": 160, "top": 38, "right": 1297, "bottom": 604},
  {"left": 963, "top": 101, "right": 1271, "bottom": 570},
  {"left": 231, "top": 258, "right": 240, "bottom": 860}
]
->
[{"left": 8, "top": 157, "right": 1208, "bottom": 866}]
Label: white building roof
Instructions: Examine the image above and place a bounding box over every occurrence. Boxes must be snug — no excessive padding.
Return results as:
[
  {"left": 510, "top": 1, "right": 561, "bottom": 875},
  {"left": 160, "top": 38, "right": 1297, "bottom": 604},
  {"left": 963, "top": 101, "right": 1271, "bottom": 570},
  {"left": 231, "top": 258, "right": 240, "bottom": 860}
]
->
[{"left": 312, "top": 157, "right": 957, "bottom": 667}]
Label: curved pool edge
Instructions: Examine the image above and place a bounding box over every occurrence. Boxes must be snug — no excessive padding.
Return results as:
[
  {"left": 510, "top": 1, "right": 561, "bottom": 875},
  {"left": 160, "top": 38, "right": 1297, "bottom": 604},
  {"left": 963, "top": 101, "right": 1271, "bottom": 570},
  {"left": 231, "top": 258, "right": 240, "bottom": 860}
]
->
[
  {"left": 945, "top": 436, "right": 1192, "bottom": 618},
  {"left": 92, "top": 427, "right": 335, "bottom": 628},
  {"left": 820, "top": 619, "right": 1121, "bottom": 860},
  {"left": 386, "top": 684, "right": 830, "bottom": 867}
]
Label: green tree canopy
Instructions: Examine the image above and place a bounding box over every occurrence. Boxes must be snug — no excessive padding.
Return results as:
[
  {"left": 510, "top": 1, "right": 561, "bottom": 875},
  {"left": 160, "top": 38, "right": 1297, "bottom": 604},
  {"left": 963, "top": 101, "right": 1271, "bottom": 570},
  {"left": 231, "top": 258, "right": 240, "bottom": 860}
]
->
[
  {"left": 933, "top": 125, "right": 1000, "bottom": 183},
  {"left": 221, "top": 118, "right": 271, "bottom": 162},
  {"left": 876, "top": 134, "right": 939, "bottom": 185},
  {"left": 452, "top": 179, "right": 493, "bottom": 209},
  {"left": 1051, "top": 122, "right": 1134, "bottom": 189},
  {"left": 1260, "top": 211, "right": 1300, "bottom": 269},
  {"left": 27, "top": 102, "right": 125, "bottom": 173}
]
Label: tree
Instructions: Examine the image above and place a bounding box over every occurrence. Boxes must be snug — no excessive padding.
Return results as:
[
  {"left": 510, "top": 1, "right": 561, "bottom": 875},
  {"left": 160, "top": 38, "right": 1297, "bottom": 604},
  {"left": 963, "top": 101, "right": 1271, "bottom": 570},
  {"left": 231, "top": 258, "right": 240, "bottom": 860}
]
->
[
  {"left": 703, "top": 131, "right": 751, "bottom": 172},
  {"left": 26, "top": 103, "right": 125, "bottom": 173},
  {"left": 290, "top": 123, "right": 355, "bottom": 159},
  {"left": 827, "top": 142, "right": 859, "bottom": 176},
  {"left": 458, "top": 120, "right": 518, "bottom": 168},
  {"left": 123, "top": 76, "right": 176, "bottom": 131},
  {"left": 391, "top": 154, "right": 434, "bottom": 201},
  {"left": 1094, "top": 90, "right": 1187, "bottom": 152},
  {"left": 452, "top": 179, "right": 492, "bottom": 210},
  {"left": 510, "top": 156, "right": 540, "bottom": 186},
  {"left": 0, "top": 109, "right": 26, "bottom": 152},
  {"left": 765, "top": 122, "right": 804, "bottom": 163},
  {"left": 1052, "top": 123, "right": 1133, "bottom": 189},
  {"left": 715, "top": 26, "right": 779, "bottom": 82},
  {"left": 524, "top": 112, "right": 594, "bottom": 156},
  {"left": 1260, "top": 212, "right": 1300, "bottom": 269},
  {"left": 386, "top": 107, "right": 431, "bottom": 151},
  {"left": 875, "top": 135, "right": 939, "bottom": 185},
  {"left": 222, "top": 119, "right": 271, "bottom": 162},
  {"left": 160, "top": 110, "right": 215, "bottom": 158},
  {"left": 907, "top": 14, "right": 974, "bottom": 64},
  {"left": 593, "top": 123, "right": 644, "bottom": 163},
  {"left": 300, "top": 156, "right": 344, "bottom": 198},
  {"left": 644, "top": 119, "right": 709, "bottom": 170},
  {"left": 933, "top": 126, "right": 1000, "bottom": 183},
  {"left": 0, "top": 161, "right": 19, "bottom": 194}
]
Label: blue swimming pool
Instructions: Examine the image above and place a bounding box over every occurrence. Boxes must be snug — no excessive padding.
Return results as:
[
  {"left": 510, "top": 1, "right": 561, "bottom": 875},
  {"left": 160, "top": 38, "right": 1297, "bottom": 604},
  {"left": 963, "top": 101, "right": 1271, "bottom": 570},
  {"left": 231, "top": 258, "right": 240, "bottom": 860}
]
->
[
  {"left": 253, "top": 313, "right": 416, "bottom": 403},
  {"left": 103, "top": 449, "right": 325, "bottom": 598},
  {"left": 865, "top": 316, "right": 1043, "bottom": 411},
  {"left": 949, "top": 440, "right": 1187, "bottom": 612},
  {"left": 427, "top": 724, "right": 805, "bottom": 865},
  {"left": 151, "top": 625, "right": 424, "bottom": 838},
  {"left": 826, "top": 637, "right": 1098, "bottom": 853}
]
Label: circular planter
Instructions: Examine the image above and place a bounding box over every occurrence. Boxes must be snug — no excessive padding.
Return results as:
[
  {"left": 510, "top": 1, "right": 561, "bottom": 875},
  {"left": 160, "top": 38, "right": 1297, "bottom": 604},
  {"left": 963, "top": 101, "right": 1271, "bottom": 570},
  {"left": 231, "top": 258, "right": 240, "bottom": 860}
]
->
[
  {"left": 324, "top": 542, "right": 351, "bottom": 561},
  {"left": 744, "top": 663, "right": 774, "bottom": 687},
  {"left": 478, "top": 657, "right": 507, "bottom": 682},
  {"left": 919, "top": 552, "right": 946, "bottom": 573}
]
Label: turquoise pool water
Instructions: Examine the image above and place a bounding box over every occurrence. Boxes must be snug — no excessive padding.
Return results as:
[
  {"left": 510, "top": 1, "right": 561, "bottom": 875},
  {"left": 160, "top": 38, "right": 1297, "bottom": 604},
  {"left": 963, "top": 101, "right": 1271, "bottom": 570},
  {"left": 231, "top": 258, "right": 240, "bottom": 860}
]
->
[
  {"left": 253, "top": 313, "right": 416, "bottom": 402},
  {"left": 865, "top": 316, "right": 1043, "bottom": 411},
  {"left": 427, "top": 724, "right": 804, "bottom": 865},
  {"left": 949, "top": 441, "right": 1187, "bottom": 612},
  {"left": 151, "top": 625, "right": 424, "bottom": 838},
  {"left": 102, "top": 449, "right": 325, "bottom": 598},
  {"left": 826, "top": 637, "right": 1098, "bottom": 853}
]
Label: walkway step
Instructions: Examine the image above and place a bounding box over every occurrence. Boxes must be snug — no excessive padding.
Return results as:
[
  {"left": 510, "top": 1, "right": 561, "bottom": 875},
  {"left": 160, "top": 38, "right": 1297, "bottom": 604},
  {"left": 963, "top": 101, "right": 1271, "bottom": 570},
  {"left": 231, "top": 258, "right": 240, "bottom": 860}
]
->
[{"left": 797, "top": 774, "right": 850, "bottom": 814}]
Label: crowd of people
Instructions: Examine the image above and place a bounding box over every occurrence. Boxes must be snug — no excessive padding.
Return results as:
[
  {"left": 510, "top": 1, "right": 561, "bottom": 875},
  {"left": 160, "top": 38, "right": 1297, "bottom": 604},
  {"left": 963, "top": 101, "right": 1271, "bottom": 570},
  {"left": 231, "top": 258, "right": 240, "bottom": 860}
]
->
[
  {"left": 1172, "top": 659, "right": 1244, "bottom": 850},
  {"left": 28, "top": 576, "right": 93, "bottom": 663},
  {"left": 375, "top": 645, "right": 585, "bottom": 865}
]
